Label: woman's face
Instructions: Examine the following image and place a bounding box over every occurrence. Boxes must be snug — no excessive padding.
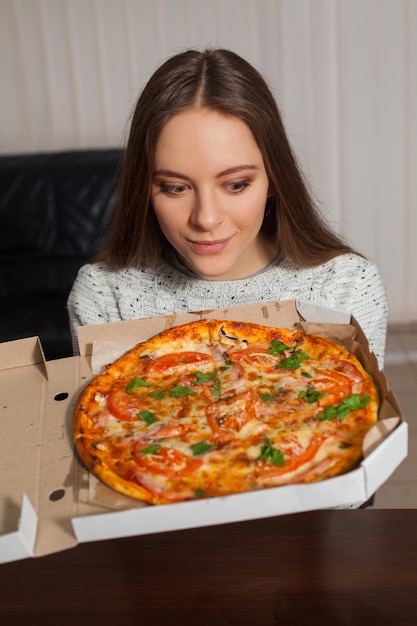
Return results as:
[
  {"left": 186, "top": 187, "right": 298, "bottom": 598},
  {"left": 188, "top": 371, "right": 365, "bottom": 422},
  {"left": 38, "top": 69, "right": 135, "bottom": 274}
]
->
[{"left": 151, "top": 108, "right": 276, "bottom": 280}]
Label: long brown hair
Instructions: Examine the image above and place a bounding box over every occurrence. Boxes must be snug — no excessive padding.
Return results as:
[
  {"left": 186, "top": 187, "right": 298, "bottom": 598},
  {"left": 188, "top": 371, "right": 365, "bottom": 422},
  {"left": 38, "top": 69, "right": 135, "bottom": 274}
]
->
[{"left": 98, "top": 48, "right": 355, "bottom": 269}]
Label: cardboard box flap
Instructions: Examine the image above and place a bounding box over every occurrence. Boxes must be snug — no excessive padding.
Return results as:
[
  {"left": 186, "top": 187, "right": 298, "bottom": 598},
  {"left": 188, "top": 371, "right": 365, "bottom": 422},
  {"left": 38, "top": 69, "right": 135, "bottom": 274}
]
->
[
  {"left": 0, "top": 336, "right": 48, "bottom": 378},
  {"left": 362, "top": 422, "right": 408, "bottom": 495},
  {"left": 296, "top": 300, "right": 351, "bottom": 325},
  {"left": 1, "top": 352, "right": 88, "bottom": 560},
  {"left": 77, "top": 311, "right": 201, "bottom": 359},
  {"left": 0, "top": 496, "right": 38, "bottom": 564},
  {"left": 72, "top": 467, "right": 368, "bottom": 545},
  {"left": 0, "top": 356, "right": 47, "bottom": 543},
  {"left": 30, "top": 356, "right": 88, "bottom": 557},
  {"left": 363, "top": 417, "right": 401, "bottom": 456}
]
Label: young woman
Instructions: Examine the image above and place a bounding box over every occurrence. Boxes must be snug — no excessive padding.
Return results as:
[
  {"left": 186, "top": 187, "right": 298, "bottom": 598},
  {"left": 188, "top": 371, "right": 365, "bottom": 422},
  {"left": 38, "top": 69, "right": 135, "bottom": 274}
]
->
[{"left": 67, "top": 47, "right": 388, "bottom": 367}]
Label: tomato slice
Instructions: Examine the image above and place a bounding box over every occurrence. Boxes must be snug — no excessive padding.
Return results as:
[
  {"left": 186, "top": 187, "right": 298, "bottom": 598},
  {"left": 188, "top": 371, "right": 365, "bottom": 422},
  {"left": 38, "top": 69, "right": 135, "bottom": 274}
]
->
[
  {"left": 256, "top": 435, "right": 325, "bottom": 478},
  {"left": 333, "top": 360, "right": 364, "bottom": 383},
  {"left": 152, "top": 421, "right": 190, "bottom": 439},
  {"left": 107, "top": 389, "right": 141, "bottom": 422},
  {"left": 314, "top": 368, "right": 354, "bottom": 407},
  {"left": 206, "top": 390, "right": 258, "bottom": 440},
  {"left": 146, "top": 351, "right": 214, "bottom": 379},
  {"left": 134, "top": 442, "right": 202, "bottom": 478},
  {"left": 229, "top": 348, "right": 279, "bottom": 373}
]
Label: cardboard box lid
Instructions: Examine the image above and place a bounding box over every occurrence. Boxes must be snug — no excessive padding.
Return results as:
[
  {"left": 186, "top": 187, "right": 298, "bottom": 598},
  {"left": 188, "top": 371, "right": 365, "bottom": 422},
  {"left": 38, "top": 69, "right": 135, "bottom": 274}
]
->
[{"left": 0, "top": 300, "right": 407, "bottom": 563}]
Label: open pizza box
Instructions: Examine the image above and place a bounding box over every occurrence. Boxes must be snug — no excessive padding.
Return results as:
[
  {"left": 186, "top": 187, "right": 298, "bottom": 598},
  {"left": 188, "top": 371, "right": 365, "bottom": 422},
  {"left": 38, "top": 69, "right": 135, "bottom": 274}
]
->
[{"left": 0, "top": 300, "right": 408, "bottom": 563}]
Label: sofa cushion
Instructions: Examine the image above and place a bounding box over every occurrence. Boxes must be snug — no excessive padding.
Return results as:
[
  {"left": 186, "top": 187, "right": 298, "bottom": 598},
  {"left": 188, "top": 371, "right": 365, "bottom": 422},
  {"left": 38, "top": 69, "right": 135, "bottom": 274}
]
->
[
  {"left": 0, "top": 149, "right": 123, "bottom": 358},
  {"left": 0, "top": 149, "right": 122, "bottom": 296}
]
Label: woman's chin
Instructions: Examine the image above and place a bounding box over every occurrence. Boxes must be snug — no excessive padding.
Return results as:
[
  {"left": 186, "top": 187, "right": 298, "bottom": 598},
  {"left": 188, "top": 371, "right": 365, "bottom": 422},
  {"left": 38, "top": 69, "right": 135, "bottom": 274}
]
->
[{"left": 183, "top": 257, "right": 239, "bottom": 281}]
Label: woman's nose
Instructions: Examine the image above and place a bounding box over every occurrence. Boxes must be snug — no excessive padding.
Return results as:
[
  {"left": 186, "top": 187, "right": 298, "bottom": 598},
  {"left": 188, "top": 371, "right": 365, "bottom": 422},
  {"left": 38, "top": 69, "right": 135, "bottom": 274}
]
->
[{"left": 190, "top": 190, "right": 224, "bottom": 230}]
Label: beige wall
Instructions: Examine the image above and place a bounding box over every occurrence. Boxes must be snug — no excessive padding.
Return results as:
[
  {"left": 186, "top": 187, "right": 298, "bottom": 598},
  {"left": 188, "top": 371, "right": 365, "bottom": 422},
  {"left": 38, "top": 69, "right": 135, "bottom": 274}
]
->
[{"left": 1, "top": 0, "right": 416, "bottom": 323}]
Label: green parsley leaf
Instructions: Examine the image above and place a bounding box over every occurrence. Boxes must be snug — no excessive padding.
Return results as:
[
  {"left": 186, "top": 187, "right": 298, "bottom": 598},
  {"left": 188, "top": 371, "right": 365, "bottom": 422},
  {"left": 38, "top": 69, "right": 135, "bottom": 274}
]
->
[
  {"left": 147, "top": 390, "right": 165, "bottom": 400},
  {"left": 317, "top": 393, "right": 371, "bottom": 421},
  {"left": 169, "top": 385, "right": 198, "bottom": 398},
  {"left": 342, "top": 394, "right": 371, "bottom": 410},
  {"left": 126, "top": 376, "right": 152, "bottom": 392},
  {"left": 193, "top": 370, "right": 217, "bottom": 384},
  {"left": 337, "top": 405, "right": 351, "bottom": 420},
  {"left": 194, "top": 488, "right": 205, "bottom": 498},
  {"left": 257, "top": 437, "right": 285, "bottom": 466},
  {"left": 317, "top": 405, "right": 338, "bottom": 421},
  {"left": 137, "top": 410, "right": 157, "bottom": 425},
  {"left": 190, "top": 440, "right": 217, "bottom": 456},
  {"left": 139, "top": 443, "right": 161, "bottom": 456},
  {"left": 268, "top": 339, "right": 291, "bottom": 356},
  {"left": 275, "top": 349, "right": 309, "bottom": 371},
  {"left": 259, "top": 393, "right": 276, "bottom": 403},
  {"left": 211, "top": 379, "right": 221, "bottom": 396},
  {"left": 298, "top": 385, "right": 326, "bottom": 404}
]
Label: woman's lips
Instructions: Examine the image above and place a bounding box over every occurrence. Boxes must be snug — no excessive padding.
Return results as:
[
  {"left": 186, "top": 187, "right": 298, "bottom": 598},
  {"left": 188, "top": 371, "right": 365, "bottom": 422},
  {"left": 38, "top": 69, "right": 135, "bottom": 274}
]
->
[{"left": 189, "top": 237, "right": 232, "bottom": 255}]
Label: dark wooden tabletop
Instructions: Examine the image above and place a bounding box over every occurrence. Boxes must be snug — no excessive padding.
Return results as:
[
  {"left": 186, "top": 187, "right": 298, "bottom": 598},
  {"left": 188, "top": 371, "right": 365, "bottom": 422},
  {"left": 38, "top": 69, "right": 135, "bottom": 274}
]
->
[{"left": 1, "top": 510, "right": 417, "bottom": 625}]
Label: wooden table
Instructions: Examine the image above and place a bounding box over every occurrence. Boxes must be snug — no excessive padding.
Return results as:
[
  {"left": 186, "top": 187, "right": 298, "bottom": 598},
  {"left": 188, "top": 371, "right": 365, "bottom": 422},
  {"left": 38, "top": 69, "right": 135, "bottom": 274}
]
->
[{"left": 1, "top": 510, "right": 416, "bottom": 625}]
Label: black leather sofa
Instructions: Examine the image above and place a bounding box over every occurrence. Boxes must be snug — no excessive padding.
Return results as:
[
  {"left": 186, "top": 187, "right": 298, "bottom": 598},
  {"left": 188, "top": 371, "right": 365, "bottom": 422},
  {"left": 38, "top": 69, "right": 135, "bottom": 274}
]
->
[{"left": 0, "top": 149, "right": 123, "bottom": 360}]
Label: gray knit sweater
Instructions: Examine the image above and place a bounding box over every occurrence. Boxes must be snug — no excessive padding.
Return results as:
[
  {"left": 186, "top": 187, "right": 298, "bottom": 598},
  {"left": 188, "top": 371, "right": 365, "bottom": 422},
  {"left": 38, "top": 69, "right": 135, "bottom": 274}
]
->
[{"left": 67, "top": 252, "right": 388, "bottom": 367}]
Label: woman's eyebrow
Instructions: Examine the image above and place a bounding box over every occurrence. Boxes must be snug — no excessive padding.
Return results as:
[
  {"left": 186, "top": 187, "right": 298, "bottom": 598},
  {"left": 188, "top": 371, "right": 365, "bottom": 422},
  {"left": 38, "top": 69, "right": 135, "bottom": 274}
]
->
[
  {"left": 153, "top": 169, "right": 187, "bottom": 178},
  {"left": 153, "top": 165, "right": 259, "bottom": 179},
  {"left": 216, "top": 165, "right": 260, "bottom": 177}
]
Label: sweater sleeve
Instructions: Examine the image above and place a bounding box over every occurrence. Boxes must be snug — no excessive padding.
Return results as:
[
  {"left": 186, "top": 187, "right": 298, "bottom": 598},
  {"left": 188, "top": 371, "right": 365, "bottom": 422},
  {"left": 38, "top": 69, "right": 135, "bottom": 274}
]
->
[
  {"left": 67, "top": 263, "right": 119, "bottom": 354},
  {"left": 313, "top": 255, "right": 388, "bottom": 368}
]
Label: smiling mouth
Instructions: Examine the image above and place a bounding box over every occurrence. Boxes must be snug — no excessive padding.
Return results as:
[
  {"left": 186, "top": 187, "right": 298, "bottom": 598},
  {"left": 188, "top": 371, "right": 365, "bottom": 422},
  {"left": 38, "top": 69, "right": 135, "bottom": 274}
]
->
[{"left": 189, "top": 238, "right": 232, "bottom": 254}]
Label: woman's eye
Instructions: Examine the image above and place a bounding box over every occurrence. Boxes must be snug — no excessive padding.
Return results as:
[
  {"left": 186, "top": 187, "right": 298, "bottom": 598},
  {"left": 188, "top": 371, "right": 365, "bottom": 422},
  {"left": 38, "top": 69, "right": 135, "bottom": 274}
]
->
[
  {"left": 160, "top": 183, "right": 188, "bottom": 195},
  {"left": 225, "top": 181, "right": 250, "bottom": 193}
]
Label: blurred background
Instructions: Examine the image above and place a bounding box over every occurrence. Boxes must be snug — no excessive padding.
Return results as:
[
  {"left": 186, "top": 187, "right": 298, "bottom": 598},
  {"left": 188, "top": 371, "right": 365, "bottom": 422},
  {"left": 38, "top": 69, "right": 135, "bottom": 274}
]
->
[{"left": 1, "top": 0, "right": 416, "bottom": 325}]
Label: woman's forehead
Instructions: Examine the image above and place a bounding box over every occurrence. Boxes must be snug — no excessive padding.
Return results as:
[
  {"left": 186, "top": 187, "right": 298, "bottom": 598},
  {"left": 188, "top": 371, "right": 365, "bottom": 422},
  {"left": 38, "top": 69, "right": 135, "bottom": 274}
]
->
[{"left": 154, "top": 109, "right": 263, "bottom": 175}]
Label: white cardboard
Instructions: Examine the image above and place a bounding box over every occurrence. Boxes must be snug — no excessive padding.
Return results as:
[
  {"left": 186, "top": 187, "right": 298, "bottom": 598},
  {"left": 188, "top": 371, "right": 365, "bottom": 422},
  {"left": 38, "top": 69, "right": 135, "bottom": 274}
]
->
[
  {"left": 296, "top": 300, "right": 351, "bottom": 325},
  {"left": 0, "top": 496, "right": 37, "bottom": 563},
  {"left": 72, "top": 469, "right": 367, "bottom": 544},
  {"left": 362, "top": 421, "right": 409, "bottom": 496}
]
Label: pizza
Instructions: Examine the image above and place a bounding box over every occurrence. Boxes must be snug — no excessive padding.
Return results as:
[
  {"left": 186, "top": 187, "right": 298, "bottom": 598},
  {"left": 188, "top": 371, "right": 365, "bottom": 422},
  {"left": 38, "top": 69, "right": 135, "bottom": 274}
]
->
[{"left": 73, "top": 319, "right": 379, "bottom": 505}]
